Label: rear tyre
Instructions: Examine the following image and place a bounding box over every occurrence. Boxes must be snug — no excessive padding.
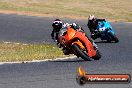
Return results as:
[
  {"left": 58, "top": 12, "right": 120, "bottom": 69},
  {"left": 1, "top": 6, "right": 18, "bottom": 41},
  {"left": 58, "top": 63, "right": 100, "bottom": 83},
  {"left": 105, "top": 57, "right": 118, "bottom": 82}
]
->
[
  {"left": 72, "top": 44, "right": 91, "bottom": 61},
  {"left": 92, "top": 50, "right": 101, "bottom": 60}
]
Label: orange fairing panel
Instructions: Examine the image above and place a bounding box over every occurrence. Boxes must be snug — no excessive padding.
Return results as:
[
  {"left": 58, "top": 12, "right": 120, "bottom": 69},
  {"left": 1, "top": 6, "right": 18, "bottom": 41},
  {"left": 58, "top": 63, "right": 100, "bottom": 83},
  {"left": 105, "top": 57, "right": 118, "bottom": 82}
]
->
[
  {"left": 82, "top": 36, "right": 96, "bottom": 57},
  {"left": 75, "top": 32, "right": 96, "bottom": 57},
  {"left": 72, "top": 41, "right": 85, "bottom": 49},
  {"left": 67, "top": 27, "right": 76, "bottom": 40}
]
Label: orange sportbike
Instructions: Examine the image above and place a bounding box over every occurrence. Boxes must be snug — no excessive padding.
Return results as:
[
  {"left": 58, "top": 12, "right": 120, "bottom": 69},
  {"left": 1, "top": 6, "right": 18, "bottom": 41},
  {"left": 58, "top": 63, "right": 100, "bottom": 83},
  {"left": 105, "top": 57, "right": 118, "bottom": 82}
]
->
[{"left": 59, "top": 26, "right": 101, "bottom": 61}]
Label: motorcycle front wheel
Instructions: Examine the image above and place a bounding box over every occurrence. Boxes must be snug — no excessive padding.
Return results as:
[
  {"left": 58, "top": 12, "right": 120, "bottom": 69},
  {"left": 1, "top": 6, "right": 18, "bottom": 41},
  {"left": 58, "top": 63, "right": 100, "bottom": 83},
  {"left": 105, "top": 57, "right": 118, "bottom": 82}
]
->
[
  {"left": 108, "top": 32, "right": 119, "bottom": 43},
  {"left": 72, "top": 44, "right": 91, "bottom": 61},
  {"left": 92, "top": 50, "right": 101, "bottom": 60}
]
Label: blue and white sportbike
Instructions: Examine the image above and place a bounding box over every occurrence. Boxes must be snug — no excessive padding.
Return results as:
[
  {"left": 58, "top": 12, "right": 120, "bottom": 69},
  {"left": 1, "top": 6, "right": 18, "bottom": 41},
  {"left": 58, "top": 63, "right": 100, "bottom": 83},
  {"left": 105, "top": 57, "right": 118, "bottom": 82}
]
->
[{"left": 92, "top": 21, "right": 119, "bottom": 43}]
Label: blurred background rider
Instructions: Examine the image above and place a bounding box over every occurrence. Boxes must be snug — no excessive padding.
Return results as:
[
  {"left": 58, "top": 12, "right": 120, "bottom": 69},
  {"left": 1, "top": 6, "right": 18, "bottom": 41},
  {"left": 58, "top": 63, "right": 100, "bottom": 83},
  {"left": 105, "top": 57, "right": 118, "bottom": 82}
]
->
[
  {"left": 87, "top": 15, "right": 106, "bottom": 39},
  {"left": 51, "top": 19, "right": 63, "bottom": 44}
]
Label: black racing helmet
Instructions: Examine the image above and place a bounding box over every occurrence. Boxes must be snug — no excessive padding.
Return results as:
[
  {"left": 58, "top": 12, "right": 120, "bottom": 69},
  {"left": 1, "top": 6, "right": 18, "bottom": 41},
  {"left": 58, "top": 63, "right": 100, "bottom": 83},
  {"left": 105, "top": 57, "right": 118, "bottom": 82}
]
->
[{"left": 52, "top": 19, "right": 63, "bottom": 30}]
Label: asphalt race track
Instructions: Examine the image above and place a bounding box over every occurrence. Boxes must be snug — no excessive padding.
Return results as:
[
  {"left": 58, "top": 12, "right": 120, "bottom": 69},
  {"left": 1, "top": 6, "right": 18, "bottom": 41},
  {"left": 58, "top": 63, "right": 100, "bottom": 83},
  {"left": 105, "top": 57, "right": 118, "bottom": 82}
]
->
[{"left": 0, "top": 14, "right": 131, "bottom": 88}]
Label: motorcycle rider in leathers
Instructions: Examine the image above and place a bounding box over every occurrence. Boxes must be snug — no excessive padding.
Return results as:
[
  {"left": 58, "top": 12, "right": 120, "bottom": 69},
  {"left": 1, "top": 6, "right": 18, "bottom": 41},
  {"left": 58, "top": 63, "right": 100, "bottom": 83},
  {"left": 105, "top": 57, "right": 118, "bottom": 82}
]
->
[
  {"left": 87, "top": 15, "right": 106, "bottom": 40},
  {"left": 51, "top": 19, "right": 97, "bottom": 55}
]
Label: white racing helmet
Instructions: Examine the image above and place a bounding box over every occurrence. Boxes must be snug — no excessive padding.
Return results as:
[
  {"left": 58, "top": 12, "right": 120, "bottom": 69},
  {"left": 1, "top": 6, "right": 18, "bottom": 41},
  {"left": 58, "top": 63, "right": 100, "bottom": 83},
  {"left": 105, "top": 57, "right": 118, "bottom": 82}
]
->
[{"left": 88, "top": 15, "right": 95, "bottom": 20}]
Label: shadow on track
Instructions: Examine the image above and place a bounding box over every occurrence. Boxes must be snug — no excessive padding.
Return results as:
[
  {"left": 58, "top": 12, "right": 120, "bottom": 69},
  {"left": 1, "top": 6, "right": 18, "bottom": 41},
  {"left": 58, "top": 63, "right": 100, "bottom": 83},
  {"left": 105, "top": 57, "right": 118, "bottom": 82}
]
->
[
  {"left": 50, "top": 59, "right": 90, "bottom": 63},
  {"left": 95, "top": 41, "right": 117, "bottom": 43}
]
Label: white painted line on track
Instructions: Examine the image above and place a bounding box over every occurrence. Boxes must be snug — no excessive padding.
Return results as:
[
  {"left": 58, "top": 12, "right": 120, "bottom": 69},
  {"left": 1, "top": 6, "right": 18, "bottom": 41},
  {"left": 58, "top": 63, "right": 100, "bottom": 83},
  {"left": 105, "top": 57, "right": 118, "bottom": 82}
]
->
[{"left": 0, "top": 56, "right": 77, "bottom": 65}]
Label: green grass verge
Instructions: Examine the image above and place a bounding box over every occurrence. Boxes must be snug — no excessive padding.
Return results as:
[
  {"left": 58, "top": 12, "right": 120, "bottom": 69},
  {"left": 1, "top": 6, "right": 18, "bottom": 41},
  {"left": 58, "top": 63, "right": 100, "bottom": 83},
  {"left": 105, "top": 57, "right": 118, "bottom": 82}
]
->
[
  {"left": 0, "top": 42, "right": 65, "bottom": 62},
  {"left": 0, "top": 0, "right": 131, "bottom": 21}
]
